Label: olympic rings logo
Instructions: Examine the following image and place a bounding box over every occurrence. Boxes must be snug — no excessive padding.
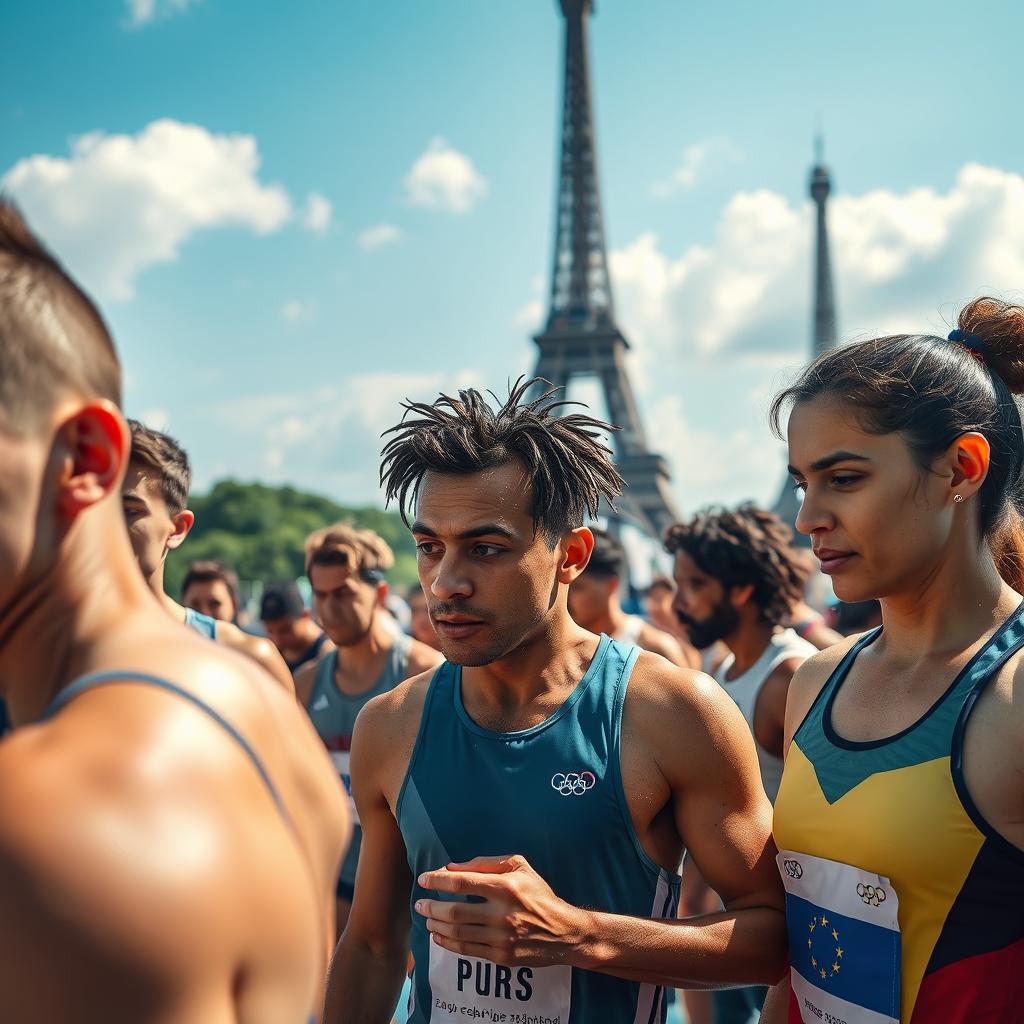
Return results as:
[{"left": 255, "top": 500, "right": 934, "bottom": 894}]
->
[
  {"left": 783, "top": 859, "right": 804, "bottom": 879},
  {"left": 551, "top": 771, "right": 596, "bottom": 796},
  {"left": 856, "top": 883, "right": 887, "bottom": 907}
]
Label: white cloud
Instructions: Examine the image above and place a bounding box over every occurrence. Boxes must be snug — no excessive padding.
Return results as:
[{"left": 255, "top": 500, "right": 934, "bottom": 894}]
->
[
  {"left": 280, "top": 300, "right": 315, "bottom": 323},
  {"left": 126, "top": 0, "right": 202, "bottom": 28},
  {"left": 358, "top": 223, "right": 403, "bottom": 250},
  {"left": 3, "top": 119, "right": 292, "bottom": 301},
  {"left": 403, "top": 137, "right": 488, "bottom": 213},
  {"left": 302, "top": 192, "right": 333, "bottom": 235},
  {"left": 651, "top": 138, "right": 741, "bottom": 198},
  {"left": 139, "top": 407, "right": 169, "bottom": 433},
  {"left": 610, "top": 163, "right": 1024, "bottom": 368}
]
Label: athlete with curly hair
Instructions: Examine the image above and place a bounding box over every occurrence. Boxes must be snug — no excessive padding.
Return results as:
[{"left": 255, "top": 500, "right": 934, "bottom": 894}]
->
[
  {"left": 666, "top": 504, "right": 818, "bottom": 1024},
  {"left": 324, "top": 379, "right": 786, "bottom": 1024}
]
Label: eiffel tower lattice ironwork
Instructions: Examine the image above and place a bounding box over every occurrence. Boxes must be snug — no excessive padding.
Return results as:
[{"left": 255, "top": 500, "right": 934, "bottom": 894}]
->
[{"left": 530, "top": 0, "right": 678, "bottom": 539}]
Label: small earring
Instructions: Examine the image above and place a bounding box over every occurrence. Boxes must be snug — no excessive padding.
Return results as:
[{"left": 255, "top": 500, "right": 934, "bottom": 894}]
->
[{"left": 953, "top": 494, "right": 964, "bottom": 503}]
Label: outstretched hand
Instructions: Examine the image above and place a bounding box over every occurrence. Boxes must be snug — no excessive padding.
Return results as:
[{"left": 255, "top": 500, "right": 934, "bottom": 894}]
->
[{"left": 415, "top": 854, "right": 590, "bottom": 966}]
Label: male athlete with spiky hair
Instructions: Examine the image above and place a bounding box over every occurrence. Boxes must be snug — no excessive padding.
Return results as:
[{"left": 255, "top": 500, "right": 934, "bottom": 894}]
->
[
  {"left": 325, "top": 380, "right": 786, "bottom": 1024},
  {"left": 0, "top": 200, "right": 348, "bottom": 1022}
]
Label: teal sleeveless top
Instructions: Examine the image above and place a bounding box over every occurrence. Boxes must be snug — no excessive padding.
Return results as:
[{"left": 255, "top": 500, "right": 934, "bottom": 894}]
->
[
  {"left": 307, "top": 632, "right": 412, "bottom": 889},
  {"left": 398, "top": 635, "right": 680, "bottom": 1024},
  {"left": 184, "top": 607, "right": 217, "bottom": 639}
]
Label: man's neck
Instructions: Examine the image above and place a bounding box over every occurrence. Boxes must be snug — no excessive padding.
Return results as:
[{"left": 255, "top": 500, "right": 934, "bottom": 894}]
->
[
  {"left": 722, "top": 619, "right": 776, "bottom": 680},
  {"left": 334, "top": 612, "right": 395, "bottom": 681},
  {"left": 0, "top": 520, "right": 159, "bottom": 726}
]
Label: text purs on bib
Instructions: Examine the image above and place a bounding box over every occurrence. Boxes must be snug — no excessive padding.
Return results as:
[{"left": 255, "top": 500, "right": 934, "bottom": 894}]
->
[
  {"left": 778, "top": 850, "right": 900, "bottom": 1024},
  {"left": 427, "top": 941, "right": 571, "bottom": 1023}
]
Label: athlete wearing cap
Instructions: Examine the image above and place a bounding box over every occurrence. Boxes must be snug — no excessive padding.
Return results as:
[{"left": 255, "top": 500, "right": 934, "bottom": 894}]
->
[
  {"left": 261, "top": 579, "right": 332, "bottom": 676},
  {"left": 0, "top": 200, "right": 348, "bottom": 1022},
  {"left": 123, "top": 421, "right": 295, "bottom": 693},
  {"left": 325, "top": 380, "right": 786, "bottom": 1024},
  {"left": 763, "top": 300, "right": 1024, "bottom": 1023}
]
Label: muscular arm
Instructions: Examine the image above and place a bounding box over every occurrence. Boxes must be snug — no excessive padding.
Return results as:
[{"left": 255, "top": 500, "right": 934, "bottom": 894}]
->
[
  {"left": 323, "top": 692, "right": 414, "bottom": 1024},
  {"left": 217, "top": 621, "right": 296, "bottom": 694}
]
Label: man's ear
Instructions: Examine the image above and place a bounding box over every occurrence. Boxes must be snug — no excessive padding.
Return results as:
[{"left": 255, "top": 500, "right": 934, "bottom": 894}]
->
[
  {"left": 376, "top": 580, "right": 390, "bottom": 608},
  {"left": 165, "top": 509, "right": 195, "bottom": 550},
  {"left": 57, "top": 401, "right": 129, "bottom": 521},
  {"left": 558, "top": 527, "right": 595, "bottom": 585},
  {"left": 729, "top": 582, "right": 756, "bottom": 610}
]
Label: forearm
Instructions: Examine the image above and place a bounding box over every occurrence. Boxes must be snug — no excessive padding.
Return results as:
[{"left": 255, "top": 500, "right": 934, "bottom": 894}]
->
[
  {"left": 322, "top": 936, "right": 408, "bottom": 1024},
  {"left": 572, "top": 904, "right": 787, "bottom": 989}
]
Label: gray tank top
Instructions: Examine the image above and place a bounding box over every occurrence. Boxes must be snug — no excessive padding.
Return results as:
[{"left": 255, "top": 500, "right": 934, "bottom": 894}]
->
[{"left": 306, "top": 631, "right": 413, "bottom": 884}]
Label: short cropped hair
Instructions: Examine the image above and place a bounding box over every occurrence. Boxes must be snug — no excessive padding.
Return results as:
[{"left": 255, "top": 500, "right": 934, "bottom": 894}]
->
[
  {"left": 127, "top": 420, "right": 192, "bottom": 514},
  {"left": 584, "top": 527, "right": 627, "bottom": 580},
  {"left": 0, "top": 199, "right": 121, "bottom": 435},
  {"left": 305, "top": 522, "right": 394, "bottom": 580},
  {"left": 260, "top": 580, "right": 306, "bottom": 621},
  {"left": 663, "top": 504, "right": 808, "bottom": 627},
  {"left": 380, "top": 377, "right": 624, "bottom": 544},
  {"left": 182, "top": 560, "right": 240, "bottom": 610}
]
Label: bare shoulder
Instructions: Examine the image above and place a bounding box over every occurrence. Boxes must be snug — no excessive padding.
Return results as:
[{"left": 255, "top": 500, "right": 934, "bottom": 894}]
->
[
  {"left": 637, "top": 622, "right": 687, "bottom": 666},
  {"left": 405, "top": 637, "right": 445, "bottom": 676},
  {"left": 294, "top": 653, "right": 321, "bottom": 707},
  {"left": 783, "top": 633, "right": 863, "bottom": 748},
  {"left": 354, "top": 665, "right": 439, "bottom": 807},
  {"left": 215, "top": 621, "right": 294, "bottom": 693}
]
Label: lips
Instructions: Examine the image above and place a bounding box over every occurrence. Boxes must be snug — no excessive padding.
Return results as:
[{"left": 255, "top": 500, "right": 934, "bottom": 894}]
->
[
  {"left": 814, "top": 547, "right": 857, "bottom": 574},
  {"left": 433, "top": 616, "right": 486, "bottom": 640}
]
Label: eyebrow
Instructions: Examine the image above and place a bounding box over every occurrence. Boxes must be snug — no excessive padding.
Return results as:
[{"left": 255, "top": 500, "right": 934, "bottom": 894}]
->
[
  {"left": 411, "top": 521, "right": 517, "bottom": 541},
  {"left": 121, "top": 492, "right": 147, "bottom": 504},
  {"left": 788, "top": 451, "right": 872, "bottom": 476}
]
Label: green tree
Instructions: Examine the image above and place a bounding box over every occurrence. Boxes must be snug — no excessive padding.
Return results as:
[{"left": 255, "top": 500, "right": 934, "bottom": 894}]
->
[{"left": 166, "top": 480, "right": 418, "bottom": 600}]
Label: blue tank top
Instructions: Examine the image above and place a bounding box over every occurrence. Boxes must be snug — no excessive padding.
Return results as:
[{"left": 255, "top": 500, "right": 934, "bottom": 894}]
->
[
  {"left": 40, "top": 671, "right": 315, "bottom": 1024},
  {"left": 398, "top": 635, "right": 680, "bottom": 1024},
  {"left": 184, "top": 607, "right": 218, "bottom": 639},
  {"left": 307, "top": 632, "right": 413, "bottom": 886}
]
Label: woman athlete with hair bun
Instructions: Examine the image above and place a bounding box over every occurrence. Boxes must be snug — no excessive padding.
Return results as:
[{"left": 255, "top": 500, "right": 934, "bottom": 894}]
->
[{"left": 763, "top": 298, "right": 1024, "bottom": 1024}]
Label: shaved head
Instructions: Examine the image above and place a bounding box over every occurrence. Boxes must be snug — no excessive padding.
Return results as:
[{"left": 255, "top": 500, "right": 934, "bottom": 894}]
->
[{"left": 0, "top": 199, "right": 121, "bottom": 435}]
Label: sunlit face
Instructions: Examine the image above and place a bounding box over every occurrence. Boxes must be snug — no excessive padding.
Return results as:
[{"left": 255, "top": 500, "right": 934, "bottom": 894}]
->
[
  {"left": 407, "top": 588, "right": 439, "bottom": 649},
  {"left": 121, "top": 462, "right": 186, "bottom": 580},
  {"left": 788, "top": 396, "right": 954, "bottom": 603},
  {"left": 310, "top": 563, "right": 381, "bottom": 648},
  {"left": 671, "top": 550, "right": 739, "bottom": 649},
  {"left": 567, "top": 570, "right": 615, "bottom": 631},
  {"left": 183, "top": 578, "right": 236, "bottom": 622},
  {"left": 412, "top": 462, "right": 568, "bottom": 667}
]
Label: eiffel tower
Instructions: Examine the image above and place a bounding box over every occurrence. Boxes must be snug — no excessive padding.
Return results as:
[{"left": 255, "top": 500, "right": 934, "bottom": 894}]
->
[
  {"left": 530, "top": 0, "right": 678, "bottom": 539},
  {"left": 773, "top": 136, "right": 838, "bottom": 544}
]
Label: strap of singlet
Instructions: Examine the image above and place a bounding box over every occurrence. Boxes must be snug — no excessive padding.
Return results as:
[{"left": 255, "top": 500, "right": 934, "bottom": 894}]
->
[{"left": 41, "top": 672, "right": 293, "bottom": 830}]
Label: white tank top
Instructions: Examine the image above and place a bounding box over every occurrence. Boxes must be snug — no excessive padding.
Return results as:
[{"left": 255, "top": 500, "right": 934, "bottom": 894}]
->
[{"left": 715, "top": 629, "right": 816, "bottom": 802}]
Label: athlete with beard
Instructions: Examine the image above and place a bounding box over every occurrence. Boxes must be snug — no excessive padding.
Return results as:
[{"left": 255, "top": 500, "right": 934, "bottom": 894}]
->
[
  {"left": 295, "top": 523, "right": 441, "bottom": 937},
  {"left": 667, "top": 504, "right": 817, "bottom": 1024},
  {"left": 324, "top": 380, "right": 786, "bottom": 1024},
  {"left": 0, "top": 200, "right": 348, "bottom": 1023},
  {"left": 762, "top": 298, "right": 1024, "bottom": 1023}
]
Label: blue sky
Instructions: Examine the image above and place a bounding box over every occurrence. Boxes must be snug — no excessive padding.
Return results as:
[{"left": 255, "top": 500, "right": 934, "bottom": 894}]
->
[{"left": 4, "top": 0, "right": 1024, "bottom": 533}]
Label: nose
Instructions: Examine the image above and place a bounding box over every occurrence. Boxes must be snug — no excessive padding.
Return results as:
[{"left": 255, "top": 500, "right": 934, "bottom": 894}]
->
[
  {"left": 794, "top": 485, "right": 832, "bottom": 537},
  {"left": 429, "top": 551, "right": 473, "bottom": 602}
]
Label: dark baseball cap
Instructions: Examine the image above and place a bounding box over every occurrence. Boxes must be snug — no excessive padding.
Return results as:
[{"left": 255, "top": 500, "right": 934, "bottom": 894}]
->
[{"left": 260, "top": 580, "right": 306, "bottom": 621}]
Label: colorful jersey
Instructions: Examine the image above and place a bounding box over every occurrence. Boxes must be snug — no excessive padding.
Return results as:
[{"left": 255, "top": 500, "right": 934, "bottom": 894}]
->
[
  {"left": 398, "top": 635, "right": 680, "bottom": 1024},
  {"left": 306, "top": 632, "right": 412, "bottom": 888},
  {"left": 184, "top": 607, "right": 218, "bottom": 639},
  {"left": 773, "top": 605, "right": 1024, "bottom": 1023}
]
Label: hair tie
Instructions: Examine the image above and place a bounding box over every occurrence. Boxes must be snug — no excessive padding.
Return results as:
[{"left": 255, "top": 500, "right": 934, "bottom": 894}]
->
[{"left": 948, "top": 329, "right": 988, "bottom": 363}]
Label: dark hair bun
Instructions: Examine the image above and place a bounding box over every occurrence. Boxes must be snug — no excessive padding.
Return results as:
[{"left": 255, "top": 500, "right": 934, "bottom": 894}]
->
[{"left": 958, "top": 297, "right": 1024, "bottom": 395}]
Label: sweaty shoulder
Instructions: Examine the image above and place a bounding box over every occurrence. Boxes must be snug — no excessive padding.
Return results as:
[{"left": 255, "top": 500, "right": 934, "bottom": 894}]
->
[
  {"left": 216, "top": 620, "right": 295, "bottom": 694},
  {"left": 353, "top": 664, "right": 440, "bottom": 809},
  {"left": 783, "top": 634, "right": 862, "bottom": 752}
]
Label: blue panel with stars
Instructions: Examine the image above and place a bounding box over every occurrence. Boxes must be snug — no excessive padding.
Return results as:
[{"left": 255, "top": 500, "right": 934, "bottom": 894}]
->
[{"left": 785, "top": 892, "right": 900, "bottom": 1019}]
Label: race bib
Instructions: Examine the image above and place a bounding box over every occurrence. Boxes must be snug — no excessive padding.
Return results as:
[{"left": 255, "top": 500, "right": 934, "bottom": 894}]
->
[
  {"left": 428, "top": 943, "right": 571, "bottom": 1024},
  {"left": 778, "top": 850, "right": 900, "bottom": 1024},
  {"left": 330, "top": 750, "right": 360, "bottom": 825}
]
